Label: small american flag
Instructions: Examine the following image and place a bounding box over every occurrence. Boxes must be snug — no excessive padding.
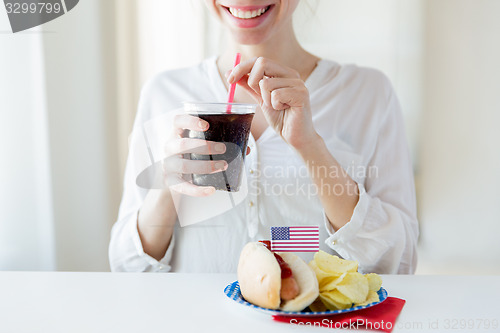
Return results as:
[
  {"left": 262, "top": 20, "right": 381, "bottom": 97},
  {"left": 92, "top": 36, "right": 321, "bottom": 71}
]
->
[{"left": 270, "top": 226, "right": 320, "bottom": 252}]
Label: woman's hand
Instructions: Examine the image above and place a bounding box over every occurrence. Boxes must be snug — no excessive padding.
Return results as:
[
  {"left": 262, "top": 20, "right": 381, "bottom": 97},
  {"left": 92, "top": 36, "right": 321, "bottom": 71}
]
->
[
  {"left": 227, "top": 57, "right": 320, "bottom": 151},
  {"left": 162, "top": 113, "right": 228, "bottom": 196}
]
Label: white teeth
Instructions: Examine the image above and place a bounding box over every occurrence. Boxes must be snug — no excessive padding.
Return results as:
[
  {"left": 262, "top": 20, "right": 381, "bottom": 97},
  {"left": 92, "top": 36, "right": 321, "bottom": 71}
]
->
[{"left": 228, "top": 6, "right": 269, "bottom": 19}]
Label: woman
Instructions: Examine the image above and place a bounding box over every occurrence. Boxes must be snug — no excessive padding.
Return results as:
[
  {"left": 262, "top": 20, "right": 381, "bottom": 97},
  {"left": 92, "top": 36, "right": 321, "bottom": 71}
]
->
[{"left": 109, "top": 0, "right": 419, "bottom": 274}]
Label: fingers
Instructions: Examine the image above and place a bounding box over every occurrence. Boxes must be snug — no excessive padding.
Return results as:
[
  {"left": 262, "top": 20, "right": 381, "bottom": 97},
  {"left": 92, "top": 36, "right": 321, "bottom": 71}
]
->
[
  {"left": 246, "top": 59, "right": 268, "bottom": 95},
  {"left": 258, "top": 77, "right": 304, "bottom": 92},
  {"left": 163, "top": 155, "right": 228, "bottom": 175},
  {"left": 165, "top": 138, "right": 226, "bottom": 157},
  {"left": 228, "top": 57, "right": 300, "bottom": 95},
  {"left": 235, "top": 75, "right": 263, "bottom": 105},
  {"left": 270, "top": 87, "right": 309, "bottom": 110},
  {"left": 163, "top": 114, "right": 228, "bottom": 198},
  {"left": 174, "top": 114, "right": 209, "bottom": 132},
  {"left": 165, "top": 174, "right": 216, "bottom": 197},
  {"left": 259, "top": 77, "right": 308, "bottom": 110},
  {"left": 226, "top": 57, "right": 307, "bottom": 111}
]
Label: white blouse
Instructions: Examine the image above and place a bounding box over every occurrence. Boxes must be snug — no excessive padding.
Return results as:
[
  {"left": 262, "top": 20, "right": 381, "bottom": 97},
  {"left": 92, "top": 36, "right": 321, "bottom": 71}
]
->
[{"left": 109, "top": 56, "right": 419, "bottom": 274}]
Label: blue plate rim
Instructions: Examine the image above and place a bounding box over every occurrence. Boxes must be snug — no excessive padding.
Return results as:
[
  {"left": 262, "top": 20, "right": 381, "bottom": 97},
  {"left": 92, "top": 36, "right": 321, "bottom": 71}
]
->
[{"left": 224, "top": 280, "right": 388, "bottom": 317}]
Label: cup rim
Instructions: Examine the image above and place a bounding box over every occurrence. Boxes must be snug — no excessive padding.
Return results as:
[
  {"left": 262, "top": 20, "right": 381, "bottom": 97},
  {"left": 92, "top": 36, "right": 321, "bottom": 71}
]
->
[{"left": 183, "top": 101, "right": 257, "bottom": 114}]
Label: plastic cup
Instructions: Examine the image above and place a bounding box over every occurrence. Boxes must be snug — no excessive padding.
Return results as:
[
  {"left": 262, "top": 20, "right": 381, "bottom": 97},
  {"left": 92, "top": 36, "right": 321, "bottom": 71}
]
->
[{"left": 183, "top": 102, "right": 257, "bottom": 192}]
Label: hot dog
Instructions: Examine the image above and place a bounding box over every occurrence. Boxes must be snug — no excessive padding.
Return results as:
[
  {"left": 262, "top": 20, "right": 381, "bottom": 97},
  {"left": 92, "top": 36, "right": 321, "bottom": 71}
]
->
[
  {"left": 259, "top": 241, "right": 300, "bottom": 300},
  {"left": 237, "top": 242, "right": 319, "bottom": 311},
  {"left": 273, "top": 251, "right": 300, "bottom": 301}
]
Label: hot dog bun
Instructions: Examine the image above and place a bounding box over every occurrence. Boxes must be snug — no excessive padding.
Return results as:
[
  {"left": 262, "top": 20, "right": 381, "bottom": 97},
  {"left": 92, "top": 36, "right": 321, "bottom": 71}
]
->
[
  {"left": 278, "top": 252, "right": 319, "bottom": 311},
  {"left": 237, "top": 242, "right": 319, "bottom": 311},
  {"left": 237, "top": 242, "right": 282, "bottom": 309}
]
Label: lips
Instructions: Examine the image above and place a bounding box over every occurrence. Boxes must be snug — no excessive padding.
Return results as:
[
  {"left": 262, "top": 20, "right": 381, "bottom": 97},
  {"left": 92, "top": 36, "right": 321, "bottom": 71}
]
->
[{"left": 221, "top": 4, "right": 274, "bottom": 29}]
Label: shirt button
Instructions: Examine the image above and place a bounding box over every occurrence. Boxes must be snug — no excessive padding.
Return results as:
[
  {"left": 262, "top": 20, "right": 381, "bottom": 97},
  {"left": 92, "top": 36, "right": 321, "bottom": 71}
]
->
[
  {"left": 331, "top": 240, "right": 336, "bottom": 245},
  {"left": 249, "top": 201, "right": 254, "bottom": 207},
  {"left": 159, "top": 265, "right": 164, "bottom": 270},
  {"left": 249, "top": 169, "right": 254, "bottom": 174}
]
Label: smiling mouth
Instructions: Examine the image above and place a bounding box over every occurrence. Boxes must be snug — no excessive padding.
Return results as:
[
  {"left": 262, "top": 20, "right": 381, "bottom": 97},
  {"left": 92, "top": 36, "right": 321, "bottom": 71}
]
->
[{"left": 224, "top": 5, "right": 272, "bottom": 19}]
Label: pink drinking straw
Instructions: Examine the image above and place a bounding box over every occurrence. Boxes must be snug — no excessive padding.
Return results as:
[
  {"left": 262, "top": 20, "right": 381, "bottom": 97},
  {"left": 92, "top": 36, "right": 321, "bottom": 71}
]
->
[{"left": 226, "top": 53, "right": 242, "bottom": 113}]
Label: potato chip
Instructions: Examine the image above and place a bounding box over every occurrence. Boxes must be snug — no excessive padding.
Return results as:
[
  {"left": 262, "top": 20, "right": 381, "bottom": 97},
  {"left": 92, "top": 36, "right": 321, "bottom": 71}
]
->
[
  {"left": 366, "top": 273, "right": 382, "bottom": 292},
  {"left": 308, "top": 251, "right": 383, "bottom": 312},
  {"left": 322, "top": 289, "right": 352, "bottom": 305},
  {"left": 319, "top": 290, "right": 352, "bottom": 310},
  {"left": 308, "top": 260, "right": 336, "bottom": 284},
  {"left": 319, "top": 272, "right": 347, "bottom": 292},
  {"left": 313, "top": 251, "right": 358, "bottom": 274},
  {"left": 308, "top": 297, "right": 327, "bottom": 312},
  {"left": 354, "top": 290, "right": 380, "bottom": 307},
  {"left": 336, "top": 272, "right": 369, "bottom": 304}
]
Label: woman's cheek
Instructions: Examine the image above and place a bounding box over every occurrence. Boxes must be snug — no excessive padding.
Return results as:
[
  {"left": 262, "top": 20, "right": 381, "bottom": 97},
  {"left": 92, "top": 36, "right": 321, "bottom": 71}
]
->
[{"left": 203, "top": 0, "right": 222, "bottom": 21}]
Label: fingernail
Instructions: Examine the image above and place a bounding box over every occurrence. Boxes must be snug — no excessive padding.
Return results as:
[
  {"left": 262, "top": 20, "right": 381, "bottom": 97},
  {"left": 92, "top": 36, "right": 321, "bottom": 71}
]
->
[
  {"left": 227, "top": 75, "right": 234, "bottom": 84},
  {"left": 215, "top": 143, "right": 225, "bottom": 153},
  {"left": 215, "top": 161, "right": 226, "bottom": 170},
  {"left": 198, "top": 121, "right": 208, "bottom": 130},
  {"left": 204, "top": 188, "right": 215, "bottom": 195}
]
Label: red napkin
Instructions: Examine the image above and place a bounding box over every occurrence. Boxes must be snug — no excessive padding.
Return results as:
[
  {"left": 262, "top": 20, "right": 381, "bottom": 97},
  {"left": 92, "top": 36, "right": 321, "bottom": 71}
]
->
[{"left": 272, "top": 297, "right": 405, "bottom": 332}]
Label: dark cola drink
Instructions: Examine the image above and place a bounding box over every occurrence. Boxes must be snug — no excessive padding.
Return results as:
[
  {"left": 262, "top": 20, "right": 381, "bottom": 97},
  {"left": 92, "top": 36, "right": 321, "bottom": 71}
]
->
[{"left": 183, "top": 103, "right": 256, "bottom": 192}]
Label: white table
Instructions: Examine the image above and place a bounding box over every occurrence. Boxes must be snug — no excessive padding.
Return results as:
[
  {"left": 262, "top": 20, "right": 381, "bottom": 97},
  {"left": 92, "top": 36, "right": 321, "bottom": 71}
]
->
[{"left": 0, "top": 273, "right": 498, "bottom": 333}]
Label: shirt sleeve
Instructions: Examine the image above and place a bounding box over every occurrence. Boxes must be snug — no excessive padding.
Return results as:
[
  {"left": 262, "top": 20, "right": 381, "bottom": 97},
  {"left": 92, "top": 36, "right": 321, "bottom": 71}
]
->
[
  {"left": 323, "top": 81, "right": 419, "bottom": 274},
  {"left": 109, "top": 210, "right": 176, "bottom": 272},
  {"left": 108, "top": 84, "right": 176, "bottom": 273}
]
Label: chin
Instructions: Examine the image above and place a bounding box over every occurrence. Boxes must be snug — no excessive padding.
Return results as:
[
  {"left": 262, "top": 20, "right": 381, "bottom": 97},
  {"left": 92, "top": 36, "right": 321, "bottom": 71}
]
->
[{"left": 230, "top": 30, "right": 270, "bottom": 45}]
